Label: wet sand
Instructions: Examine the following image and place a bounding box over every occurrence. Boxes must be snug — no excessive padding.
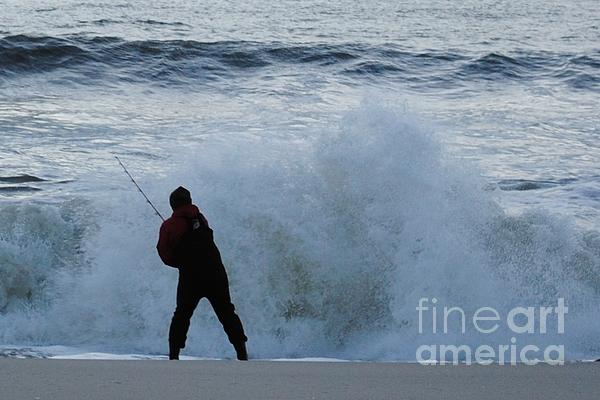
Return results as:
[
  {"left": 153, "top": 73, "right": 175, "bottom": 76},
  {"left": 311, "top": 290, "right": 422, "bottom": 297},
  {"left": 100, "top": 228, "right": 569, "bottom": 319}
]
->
[{"left": 1, "top": 359, "right": 598, "bottom": 400}]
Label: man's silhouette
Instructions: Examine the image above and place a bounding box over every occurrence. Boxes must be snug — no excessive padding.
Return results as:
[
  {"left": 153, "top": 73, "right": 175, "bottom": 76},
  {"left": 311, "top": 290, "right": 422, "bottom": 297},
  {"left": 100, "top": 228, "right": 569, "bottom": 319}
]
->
[{"left": 157, "top": 186, "right": 248, "bottom": 360}]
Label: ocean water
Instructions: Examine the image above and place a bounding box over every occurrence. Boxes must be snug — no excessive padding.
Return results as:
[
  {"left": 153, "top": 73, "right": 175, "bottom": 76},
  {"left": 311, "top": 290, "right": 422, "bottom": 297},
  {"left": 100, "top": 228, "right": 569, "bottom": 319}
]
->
[{"left": 0, "top": 1, "right": 599, "bottom": 361}]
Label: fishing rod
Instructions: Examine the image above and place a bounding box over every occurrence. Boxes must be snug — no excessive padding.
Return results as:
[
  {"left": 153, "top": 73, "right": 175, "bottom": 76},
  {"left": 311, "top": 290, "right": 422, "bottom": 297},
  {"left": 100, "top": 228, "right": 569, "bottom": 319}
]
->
[{"left": 115, "top": 156, "right": 165, "bottom": 222}]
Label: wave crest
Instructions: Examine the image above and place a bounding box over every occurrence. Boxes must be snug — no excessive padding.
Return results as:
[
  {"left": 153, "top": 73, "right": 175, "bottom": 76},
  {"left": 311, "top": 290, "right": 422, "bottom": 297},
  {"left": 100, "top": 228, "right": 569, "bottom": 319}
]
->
[{"left": 1, "top": 35, "right": 597, "bottom": 91}]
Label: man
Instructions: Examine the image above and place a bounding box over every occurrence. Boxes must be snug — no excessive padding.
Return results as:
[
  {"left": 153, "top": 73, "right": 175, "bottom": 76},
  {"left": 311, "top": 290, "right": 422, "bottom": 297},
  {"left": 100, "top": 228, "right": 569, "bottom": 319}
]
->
[{"left": 157, "top": 186, "right": 248, "bottom": 360}]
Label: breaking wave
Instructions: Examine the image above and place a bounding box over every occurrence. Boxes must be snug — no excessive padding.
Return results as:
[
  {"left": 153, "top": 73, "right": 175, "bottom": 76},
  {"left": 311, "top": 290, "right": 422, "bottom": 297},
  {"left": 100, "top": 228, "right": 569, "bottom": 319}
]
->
[{"left": 0, "top": 103, "right": 599, "bottom": 360}]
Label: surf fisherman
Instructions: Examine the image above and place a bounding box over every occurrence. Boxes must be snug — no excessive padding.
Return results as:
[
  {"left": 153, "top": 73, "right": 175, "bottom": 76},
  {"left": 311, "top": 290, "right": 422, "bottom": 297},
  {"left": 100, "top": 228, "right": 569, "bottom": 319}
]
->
[{"left": 157, "top": 186, "right": 248, "bottom": 360}]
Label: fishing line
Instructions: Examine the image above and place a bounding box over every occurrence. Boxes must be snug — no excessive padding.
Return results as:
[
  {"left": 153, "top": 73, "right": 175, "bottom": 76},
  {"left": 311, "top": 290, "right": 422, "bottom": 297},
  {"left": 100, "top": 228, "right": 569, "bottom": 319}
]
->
[{"left": 115, "top": 156, "right": 165, "bottom": 222}]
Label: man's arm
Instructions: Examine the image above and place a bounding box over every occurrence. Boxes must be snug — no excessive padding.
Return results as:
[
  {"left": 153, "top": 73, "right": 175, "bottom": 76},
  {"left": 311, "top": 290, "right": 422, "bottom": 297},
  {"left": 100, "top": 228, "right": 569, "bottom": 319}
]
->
[{"left": 157, "top": 222, "right": 178, "bottom": 268}]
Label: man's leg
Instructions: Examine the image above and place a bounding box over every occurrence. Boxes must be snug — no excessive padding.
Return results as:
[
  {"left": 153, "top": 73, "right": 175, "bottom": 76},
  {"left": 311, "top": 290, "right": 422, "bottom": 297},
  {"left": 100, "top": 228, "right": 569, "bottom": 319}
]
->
[
  {"left": 169, "top": 272, "right": 201, "bottom": 359},
  {"left": 206, "top": 273, "right": 248, "bottom": 360}
]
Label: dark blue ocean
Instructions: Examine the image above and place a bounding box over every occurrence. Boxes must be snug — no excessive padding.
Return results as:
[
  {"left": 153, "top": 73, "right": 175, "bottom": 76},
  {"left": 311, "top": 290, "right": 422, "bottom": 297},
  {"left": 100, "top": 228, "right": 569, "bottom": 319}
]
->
[{"left": 0, "top": 1, "right": 599, "bottom": 361}]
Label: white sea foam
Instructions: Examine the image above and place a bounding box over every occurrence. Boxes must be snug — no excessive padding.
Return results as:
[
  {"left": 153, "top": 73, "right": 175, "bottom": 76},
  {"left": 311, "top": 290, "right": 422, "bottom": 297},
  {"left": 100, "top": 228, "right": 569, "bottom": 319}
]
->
[{"left": 0, "top": 102, "right": 599, "bottom": 361}]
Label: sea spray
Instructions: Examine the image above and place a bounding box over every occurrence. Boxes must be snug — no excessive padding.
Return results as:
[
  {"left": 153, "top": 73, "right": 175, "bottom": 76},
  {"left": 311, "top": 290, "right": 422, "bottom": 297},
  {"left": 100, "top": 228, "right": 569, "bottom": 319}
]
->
[
  {"left": 1, "top": 102, "right": 599, "bottom": 360},
  {"left": 158, "top": 102, "right": 600, "bottom": 359}
]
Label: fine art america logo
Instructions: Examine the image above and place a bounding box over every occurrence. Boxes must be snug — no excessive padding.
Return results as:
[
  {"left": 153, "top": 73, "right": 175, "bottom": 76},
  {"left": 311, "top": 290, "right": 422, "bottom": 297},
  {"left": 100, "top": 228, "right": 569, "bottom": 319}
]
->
[{"left": 415, "top": 298, "right": 567, "bottom": 365}]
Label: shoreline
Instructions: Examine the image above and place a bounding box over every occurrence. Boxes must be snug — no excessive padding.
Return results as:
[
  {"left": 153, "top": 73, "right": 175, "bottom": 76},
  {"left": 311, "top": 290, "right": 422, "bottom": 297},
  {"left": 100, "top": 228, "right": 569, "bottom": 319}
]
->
[
  {"left": 2, "top": 359, "right": 599, "bottom": 400},
  {"left": 1, "top": 344, "right": 597, "bottom": 363}
]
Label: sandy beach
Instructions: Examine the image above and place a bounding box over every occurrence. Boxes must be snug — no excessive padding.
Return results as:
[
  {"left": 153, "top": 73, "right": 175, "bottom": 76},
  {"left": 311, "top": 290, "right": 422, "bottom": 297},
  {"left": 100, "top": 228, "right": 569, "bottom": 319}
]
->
[{"left": 1, "top": 359, "right": 598, "bottom": 400}]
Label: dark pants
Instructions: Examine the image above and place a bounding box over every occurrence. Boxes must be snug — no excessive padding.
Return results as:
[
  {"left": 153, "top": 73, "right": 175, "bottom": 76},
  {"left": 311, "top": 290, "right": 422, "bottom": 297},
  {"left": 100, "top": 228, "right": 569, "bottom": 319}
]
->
[{"left": 169, "top": 265, "right": 247, "bottom": 351}]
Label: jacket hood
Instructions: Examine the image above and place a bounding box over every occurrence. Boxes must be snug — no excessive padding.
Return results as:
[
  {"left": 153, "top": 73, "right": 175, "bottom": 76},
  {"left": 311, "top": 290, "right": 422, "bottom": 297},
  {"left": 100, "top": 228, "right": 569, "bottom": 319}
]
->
[{"left": 172, "top": 203, "right": 200, "bottom": 218}]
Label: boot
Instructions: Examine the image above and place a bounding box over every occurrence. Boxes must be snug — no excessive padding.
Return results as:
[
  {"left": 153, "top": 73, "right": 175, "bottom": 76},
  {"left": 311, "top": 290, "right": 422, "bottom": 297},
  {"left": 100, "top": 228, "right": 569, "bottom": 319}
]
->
[
  {"left": 169, "top": 343, "right": 180, "bottom": 360},
  {"left": 234, "top": 342, "right": 248, "bottom": 361}
]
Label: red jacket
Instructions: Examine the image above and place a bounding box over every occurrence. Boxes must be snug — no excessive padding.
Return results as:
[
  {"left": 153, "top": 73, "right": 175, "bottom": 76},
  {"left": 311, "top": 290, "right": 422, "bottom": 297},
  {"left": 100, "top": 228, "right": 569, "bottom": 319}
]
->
[{"left": 157, "top": 204, "right": 209, "bottom": 267}]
